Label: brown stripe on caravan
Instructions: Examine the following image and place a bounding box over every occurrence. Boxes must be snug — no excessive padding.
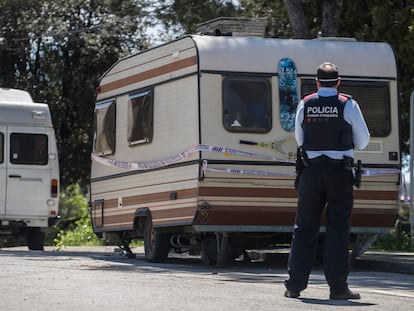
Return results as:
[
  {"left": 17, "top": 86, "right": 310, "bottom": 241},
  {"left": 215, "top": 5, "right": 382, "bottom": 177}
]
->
[
  {"left": 199, "top": 186, "right": 298, "bottom": 198},
  {"left": 194, "top": 204, "right": 295, "bottom": 226},
  {"left": 101, "top": 206, "right": 196, "bottom": 229},
  {"left": 354, "top": 189, "right": 398, "bottom": 201},
  {"left": 102, "top": 213, "right": 135, "bottom": 229},
  {"left": 99, "top": 56, "right": 198, "bottom": 93},
  {"left": 351, "top": 208, "right": 397, "bottom": 227},
  {"left": 102, "top": 199, "right": 118, "bottom": 209},
  {"left": 123, "top": 188, "right": 199, "bottom": 206},
  {"left": 96, "top": 188, "right": 199, "bottom": 211},
  {"left": 152, "top": 206, "right": 197, "bottom": 224}
]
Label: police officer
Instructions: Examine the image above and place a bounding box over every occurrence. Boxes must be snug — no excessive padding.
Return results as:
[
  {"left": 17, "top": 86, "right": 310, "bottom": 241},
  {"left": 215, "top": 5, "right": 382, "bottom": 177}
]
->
[{"left": 284, "top": 62, "right": 370, "bottom": 300}]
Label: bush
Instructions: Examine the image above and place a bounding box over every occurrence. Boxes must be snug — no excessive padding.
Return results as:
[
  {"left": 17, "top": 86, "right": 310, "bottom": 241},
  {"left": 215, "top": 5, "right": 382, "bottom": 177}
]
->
[
  {"left": 367, "top": 203, "right": 412, "bottom": 252},
  {"left": 51, "top": 184, "right": 103, "bottom": 248}
]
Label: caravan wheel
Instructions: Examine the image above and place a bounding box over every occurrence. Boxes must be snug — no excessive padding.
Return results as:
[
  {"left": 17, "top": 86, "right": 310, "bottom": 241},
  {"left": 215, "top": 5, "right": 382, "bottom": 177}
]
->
[
  {"left": 200, "top": 233, "right": 231, "bottom": 267},
  {"left": 143, "top": 216, "right": 170, "bottom": 262}
]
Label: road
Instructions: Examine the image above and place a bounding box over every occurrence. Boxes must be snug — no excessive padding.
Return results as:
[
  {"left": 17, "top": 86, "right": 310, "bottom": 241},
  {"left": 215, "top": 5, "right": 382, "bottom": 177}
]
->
[{"left": 0, "top": 246, "right": 413, "bottom": 311}]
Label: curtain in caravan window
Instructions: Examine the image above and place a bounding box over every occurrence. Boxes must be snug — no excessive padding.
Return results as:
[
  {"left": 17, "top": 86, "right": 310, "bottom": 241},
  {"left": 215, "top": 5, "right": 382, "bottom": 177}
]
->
[
  {"left": 223, "top": 77, "right": 272, "bottom": 133},
  {"left": 128, "top": 89, "right": 154, "bottom": 145},
  {"left": 301, "top": 79, "right": 391, "bottom": 137},
  {"left": 94, "top": 100, "right": 116, "bottom": 155}
]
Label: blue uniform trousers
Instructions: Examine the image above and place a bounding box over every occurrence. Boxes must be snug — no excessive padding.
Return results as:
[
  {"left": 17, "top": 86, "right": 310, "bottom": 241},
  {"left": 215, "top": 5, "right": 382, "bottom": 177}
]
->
[{"left": 285, "top": 162, "right": 354, "bottom": 294}]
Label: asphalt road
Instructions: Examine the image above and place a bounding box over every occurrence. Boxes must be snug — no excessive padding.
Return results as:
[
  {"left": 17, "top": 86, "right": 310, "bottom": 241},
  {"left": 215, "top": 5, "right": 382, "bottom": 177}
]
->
[{"left": 0, "top": 246, "right": 413, "bottom": 311}]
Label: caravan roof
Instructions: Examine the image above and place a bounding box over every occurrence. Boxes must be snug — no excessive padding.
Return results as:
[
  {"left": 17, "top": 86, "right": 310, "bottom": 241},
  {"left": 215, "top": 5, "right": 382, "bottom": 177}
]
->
[{"left": 191, "top": 35, "right": 397, "bottom": 79}]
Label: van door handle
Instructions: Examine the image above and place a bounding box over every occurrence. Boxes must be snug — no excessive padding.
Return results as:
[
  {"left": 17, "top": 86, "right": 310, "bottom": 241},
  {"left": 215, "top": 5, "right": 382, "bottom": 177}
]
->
[{"left": 9, "top": 174, "right": 22, "bottom": 178}]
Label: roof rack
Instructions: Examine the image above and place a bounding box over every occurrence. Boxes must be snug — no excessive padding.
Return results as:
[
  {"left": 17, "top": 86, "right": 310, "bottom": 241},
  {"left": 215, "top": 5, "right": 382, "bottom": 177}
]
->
[{"left": 196, "top": 17, "right": 267, "bottom": 37}]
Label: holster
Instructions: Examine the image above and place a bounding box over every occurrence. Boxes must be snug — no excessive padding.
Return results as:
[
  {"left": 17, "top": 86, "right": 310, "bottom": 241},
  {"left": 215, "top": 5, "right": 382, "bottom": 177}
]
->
[
  {"left": 343, "top": 156, "right": 363, "bottom": 188},
  {"left": 294, "top": 147, "right": 308, "bottom": 191},
  {"left": 353, "top": 160, "right": 363, "bottom": 189}
]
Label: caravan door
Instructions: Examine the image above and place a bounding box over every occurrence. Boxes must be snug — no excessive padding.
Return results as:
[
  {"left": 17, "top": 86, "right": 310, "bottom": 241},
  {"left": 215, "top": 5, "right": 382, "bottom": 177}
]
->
[
  {"left": 6, "top": 126, "right": 51, "bottom": 216},
  {"left": 0, "top": 126, "right": 5, "bottom": 215}
]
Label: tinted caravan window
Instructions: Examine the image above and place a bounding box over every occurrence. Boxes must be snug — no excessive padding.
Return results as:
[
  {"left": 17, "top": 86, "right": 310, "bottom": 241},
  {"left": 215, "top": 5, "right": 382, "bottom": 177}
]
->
[
  {"left": 128, "top": 89, "right": 154, "bottom": 146},
  {"left": 10, "top": 133, "right": 48, "bottom": 165},
  {"left": 223, "top": 77, "right": 272, "bottom": 133},
  {"left": 94, "top": 100, "right": 116, "bottom": 155},
  {"left": 301, "top": 79, "right": 391, "bottom": 137}
]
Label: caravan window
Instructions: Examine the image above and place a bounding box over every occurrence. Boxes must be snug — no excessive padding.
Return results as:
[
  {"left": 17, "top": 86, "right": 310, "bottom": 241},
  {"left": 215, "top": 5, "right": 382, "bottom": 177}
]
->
[
  {"left": 0, "top": 133, "right": 3, "bottom": 163},
  {"left": 301, "top": 79, "right": 391, "bottom": 137},
  {"left": 128, "top": 89, "right": 154, "bottom": 146},
  {"left": 223, "top": 77, "right": 272, "bottom": 133},
  {"left": 10, "top": 133, "right": 48, "bottom": 165},
  {"left": 94, "top": 100, "right": 116, "bottom": 155}
]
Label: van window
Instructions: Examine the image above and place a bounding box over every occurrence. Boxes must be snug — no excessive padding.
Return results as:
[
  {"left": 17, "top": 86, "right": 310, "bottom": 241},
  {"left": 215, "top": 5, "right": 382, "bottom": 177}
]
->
[
  {"left": 0, "top": 133, "right": 3, "bottom": 163},
  {"left": 128, "top": 89, "right": 153, "bottom": 145},
  {"left": 94, "top": 100, "right": 116, "bottom": 155},
  {"left": 10, "top": 133, "right": 48, "bottom": 165},
  {"left": 301, "top": 79, "right": 391, "bottom": 137},
  {"left": 223, "top": 77, "right": 272, "bottom": 133}
]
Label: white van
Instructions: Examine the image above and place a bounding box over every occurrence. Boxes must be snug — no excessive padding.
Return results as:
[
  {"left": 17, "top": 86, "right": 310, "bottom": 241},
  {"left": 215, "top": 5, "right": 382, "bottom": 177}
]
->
[{"left": 0, "top": 88, "right": 59, "bottom": 250}]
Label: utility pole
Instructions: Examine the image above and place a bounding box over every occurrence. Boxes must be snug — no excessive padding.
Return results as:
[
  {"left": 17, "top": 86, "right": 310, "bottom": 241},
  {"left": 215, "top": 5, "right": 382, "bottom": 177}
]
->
[{"left": 409, "top": 90, "right": 414, "bottom": 249}]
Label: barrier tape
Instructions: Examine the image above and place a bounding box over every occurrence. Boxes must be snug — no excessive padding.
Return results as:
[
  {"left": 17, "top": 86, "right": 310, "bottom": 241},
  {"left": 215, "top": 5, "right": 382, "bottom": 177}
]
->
[
  {"left": 201, "top": 160, "right": 400, "bottom": 178},
  {"left": 91, "top": 144, "right": 400, "bottom": 178},
  {"left": 91, "top": 144, "right": 294, "bottom": 171},
  {"left": 201, "top": 160, "right": 293, "bottom": 177}
]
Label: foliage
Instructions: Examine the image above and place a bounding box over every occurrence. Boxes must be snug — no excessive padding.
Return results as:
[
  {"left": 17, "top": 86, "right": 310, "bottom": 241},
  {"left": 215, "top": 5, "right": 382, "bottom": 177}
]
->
[
  {"left": 154, "top": 0, "right": 240, "bottom": 35},
  {"left": 366, "top": 204, "right": 412, "bottom": 252},
  {"left": 0, "top": 236, "right": 19, "bottom": 248},
  {"left": 52, "top": 184, "right": 103, "bottom": 248},
  {"left": 372, "top": 231, "right": 412, "bottom": 252},
  {"left": 0, "top": 0, "right": 152, "bottom": 189}
]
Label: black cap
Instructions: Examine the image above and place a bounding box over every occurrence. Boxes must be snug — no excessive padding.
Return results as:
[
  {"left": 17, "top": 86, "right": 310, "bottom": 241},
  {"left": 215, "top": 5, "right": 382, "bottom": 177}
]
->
[{"left": 317, "top": 62, "right": 339, "bottom": 82}]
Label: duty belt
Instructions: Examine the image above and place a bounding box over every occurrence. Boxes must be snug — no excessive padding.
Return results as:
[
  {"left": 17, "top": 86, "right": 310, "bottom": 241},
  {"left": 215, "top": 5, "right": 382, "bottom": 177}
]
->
[{"left": 308, "top": 155, "right": 344, "bottom": 165}]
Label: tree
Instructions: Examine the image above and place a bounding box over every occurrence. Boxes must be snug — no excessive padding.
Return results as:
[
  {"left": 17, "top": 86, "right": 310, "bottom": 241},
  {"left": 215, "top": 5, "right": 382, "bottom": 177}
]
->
[
  {"left": 0, "top": 0, "right": 152, "bottom": 188},
  {"left": 282, "top": 0, "right": 310, "bottom": 38},
  {"left": 339, "top": 1, "right": 414, "bottom": 155},
  {"left": 282, "top": 0, "right": 344, "bottom": 38},
  {"left": 154, "top": 0, "right": 239, "bottom": 35}
]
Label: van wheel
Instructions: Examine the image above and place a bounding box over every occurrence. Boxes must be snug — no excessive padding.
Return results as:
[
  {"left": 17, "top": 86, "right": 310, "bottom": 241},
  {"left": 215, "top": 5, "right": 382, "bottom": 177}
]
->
[
  {"left": 143, "top": 216, "right": 170, "bottom": 262},
  {"left": 26, "top": 228, "right": 45, "bottom": 251}
]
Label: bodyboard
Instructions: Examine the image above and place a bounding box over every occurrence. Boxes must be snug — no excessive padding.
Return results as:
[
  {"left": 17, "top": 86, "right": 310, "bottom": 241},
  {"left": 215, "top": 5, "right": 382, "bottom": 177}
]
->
[{"left": 278, "top": 57, "right": 298, "bottom": 131}]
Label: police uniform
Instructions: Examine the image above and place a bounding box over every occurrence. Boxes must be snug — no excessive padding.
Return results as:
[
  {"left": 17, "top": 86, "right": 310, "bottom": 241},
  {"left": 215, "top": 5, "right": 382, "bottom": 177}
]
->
[{"left": 284, "top": 84, "right": 370, "bottom": 299}]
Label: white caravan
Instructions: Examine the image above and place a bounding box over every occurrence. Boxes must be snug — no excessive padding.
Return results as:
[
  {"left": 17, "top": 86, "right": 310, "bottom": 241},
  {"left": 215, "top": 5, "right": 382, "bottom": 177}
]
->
[
  {"left": 0, "top": 88, "right": 59, "bottom": 250},
  {"left": 90, "top": 33, "right": 401, "bottom": 265}
]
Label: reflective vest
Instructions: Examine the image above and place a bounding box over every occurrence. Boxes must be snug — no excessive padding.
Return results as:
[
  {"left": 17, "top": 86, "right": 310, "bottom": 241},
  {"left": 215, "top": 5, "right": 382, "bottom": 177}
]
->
[{"left": 301, "top": 93, "right": 353, "bottom": 151}]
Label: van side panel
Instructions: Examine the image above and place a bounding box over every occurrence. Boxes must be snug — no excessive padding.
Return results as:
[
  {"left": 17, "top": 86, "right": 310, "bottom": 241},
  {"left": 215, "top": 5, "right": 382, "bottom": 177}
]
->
[{"left": 0, "top": 89, "right": 60, "bottom": 249}]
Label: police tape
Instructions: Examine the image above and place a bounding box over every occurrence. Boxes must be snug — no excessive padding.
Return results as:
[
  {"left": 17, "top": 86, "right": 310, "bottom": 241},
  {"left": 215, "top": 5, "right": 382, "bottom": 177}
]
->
[
  {"left": 91, "top": 144, "right": 400, "bottom": 178},
  {"left": 91, "top": 144, "right": 294, "bottom": 171},
  {"left": 201, "top": 160, "right": 401, "bottom": 177},
  {"left": 362, "top": 168, "right": 401, "bottom": 176},
  {"left": 201, "top": 160, "right": 293, "bottom": 177}
]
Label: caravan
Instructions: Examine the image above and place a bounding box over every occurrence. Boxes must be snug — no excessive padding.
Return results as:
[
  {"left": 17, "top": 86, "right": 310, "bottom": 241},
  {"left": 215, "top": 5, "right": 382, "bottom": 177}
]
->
[
  {"left": 90, "top": 32, "right": 401, "bottom": 265},
  {"left": 0, "top": 88, "right": 59, "bottom": 250}
]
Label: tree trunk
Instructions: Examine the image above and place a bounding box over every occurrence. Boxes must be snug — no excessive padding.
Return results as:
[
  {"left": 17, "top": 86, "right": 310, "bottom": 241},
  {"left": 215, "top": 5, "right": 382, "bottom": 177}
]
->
[
  {"left": 321, "top": 0, "right": 344, "bottom": 37},
  {"left": 282, "top": 0, "right": 311, "bottom": 39}
]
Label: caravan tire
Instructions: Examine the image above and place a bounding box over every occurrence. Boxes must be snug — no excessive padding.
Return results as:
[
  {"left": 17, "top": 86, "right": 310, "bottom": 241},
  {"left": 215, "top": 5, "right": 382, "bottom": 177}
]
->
[
  {"left": 143, "top": 216, "right": 170, "bottom": 262},
  {"left": 26, "top": 227, "right": 45, "bottom": 251}
]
